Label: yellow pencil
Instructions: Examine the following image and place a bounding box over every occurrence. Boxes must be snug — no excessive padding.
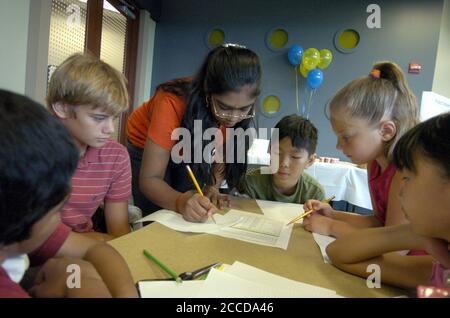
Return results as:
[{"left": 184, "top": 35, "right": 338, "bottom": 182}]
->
[
  {"left": 286, "top": 195, "right": 336, "bottom": 225},
  {"left": 185, "top": 165, "right": 217, "bottom": 224}
]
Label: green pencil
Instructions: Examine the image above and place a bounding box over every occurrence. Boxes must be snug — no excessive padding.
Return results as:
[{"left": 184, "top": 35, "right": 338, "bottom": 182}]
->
[{"left": 143, "top": 249, "right": 182, "bottom": 283}]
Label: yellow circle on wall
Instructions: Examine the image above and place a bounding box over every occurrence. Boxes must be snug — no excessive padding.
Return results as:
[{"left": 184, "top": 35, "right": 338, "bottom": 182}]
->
[
  {"left": 208, "top": 29, "right": 225, "bottom": 47},
  {"left": 268, "top": 29, "right": 288, "bottom": 49},
  {"left": 338, "top": 29, "right": 360, "bottom": 50},
  {"left": 262, "top": 95, "right": 281, "bottom": 114}
]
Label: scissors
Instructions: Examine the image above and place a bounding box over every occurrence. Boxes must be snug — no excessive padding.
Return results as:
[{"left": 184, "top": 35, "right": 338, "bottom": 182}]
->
[{"left": 178, "top": 262, "right": 222, "bottom": 280}]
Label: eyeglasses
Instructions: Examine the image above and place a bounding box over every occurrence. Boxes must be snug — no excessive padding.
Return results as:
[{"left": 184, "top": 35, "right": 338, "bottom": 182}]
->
[{"left": 210, "top": 95, "right": 255, "bottom": 120}]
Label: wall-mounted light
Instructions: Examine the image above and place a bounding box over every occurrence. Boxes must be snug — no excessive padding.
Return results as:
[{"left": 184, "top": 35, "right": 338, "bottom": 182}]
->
[{"left": 78, "top": 0, "right": 119, "bottom": 13}]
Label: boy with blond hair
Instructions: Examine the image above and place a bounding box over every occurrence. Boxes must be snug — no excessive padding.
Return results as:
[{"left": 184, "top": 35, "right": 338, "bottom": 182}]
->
[{"left": 47, "top": 54, "right": 132, "bottom": 241}]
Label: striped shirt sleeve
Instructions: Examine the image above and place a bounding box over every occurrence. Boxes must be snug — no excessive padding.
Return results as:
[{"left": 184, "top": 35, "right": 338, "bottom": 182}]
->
[{"left": 104, "top": 145, "right": 132, "bottom": 202}]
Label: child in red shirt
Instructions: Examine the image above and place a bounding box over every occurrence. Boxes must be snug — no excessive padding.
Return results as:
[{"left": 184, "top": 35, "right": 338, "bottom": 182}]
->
[
  {"left": 47, "top": 54, "right": 132, "bottom": 241},
  {"left": 303, "top": 62, "right": 419, "bottom": 237},
  {"left": 326, "top": 113, "right": 450, "bottom": 290},
  {"left": 0, "top": 90, "right": 136, "bottom": 298}
]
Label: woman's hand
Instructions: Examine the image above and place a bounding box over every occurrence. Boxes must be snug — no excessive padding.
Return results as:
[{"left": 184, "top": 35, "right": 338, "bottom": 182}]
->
[
  {"left": 203, "top": 185, "right": 231, "bottom": 210},
  {"left": 177, "top": 192, "right": 218, "bottom": 223}
]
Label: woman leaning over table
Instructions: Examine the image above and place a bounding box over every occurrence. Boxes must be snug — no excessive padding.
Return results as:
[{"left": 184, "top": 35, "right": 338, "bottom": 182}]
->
[{"left": 126, "top": 44, "right": 262, "bottom": 222}]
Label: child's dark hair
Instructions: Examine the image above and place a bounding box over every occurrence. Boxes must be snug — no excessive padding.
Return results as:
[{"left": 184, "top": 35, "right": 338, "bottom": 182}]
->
[
  {"left": 274, "top": 114, "right": 318, "bottom": 155},
  {"left": 0, "top": 90, "right": 79, "bottom": 245},
  {"left": 393, "top": 112, "right": 450, "bottom": 179}
]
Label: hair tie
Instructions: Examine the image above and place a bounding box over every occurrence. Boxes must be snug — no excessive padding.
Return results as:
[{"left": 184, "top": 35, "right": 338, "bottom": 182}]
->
[
  {"left": 369, "top": 69, "right": 381, "bottom": 78},
  {"left": 221, "top": 43, "right": 246, "bottom": 49}
]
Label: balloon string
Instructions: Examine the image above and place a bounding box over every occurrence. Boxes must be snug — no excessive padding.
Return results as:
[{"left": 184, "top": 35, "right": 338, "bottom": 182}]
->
[
  {"left": 306, "top": 89, "right": 314, "bottom": 119},
  {"left": 295, "top": 67, "right": 299, "bottom": 115},
  {"left": 301, "top": 85, "right": 307, "bottom": 117}
]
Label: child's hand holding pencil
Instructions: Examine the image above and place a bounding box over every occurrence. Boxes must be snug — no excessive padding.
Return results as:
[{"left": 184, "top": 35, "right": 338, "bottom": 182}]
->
[
  {"left": 297, "top": 196, "right": 336, "bottom": 236},
  {"left": 302, "top": 196, "right": 336, "bottom": 219},
  {"left": 287, "top": 196, "right": 335, "bottom": 225}
]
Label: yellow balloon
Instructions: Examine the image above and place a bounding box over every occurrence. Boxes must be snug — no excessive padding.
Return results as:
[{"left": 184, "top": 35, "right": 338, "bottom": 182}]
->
[
  {"left": 299, "top": 63, "right": 308, "bottom": 78},
  {"left": 303, "top": 61, "right": 316, "bottom": 71},
  {"left": 302, "top": 48, "right": 320, "bottom": 70},
  {"left": 318, "top": 49, "right": 333, "bottom": 70}
]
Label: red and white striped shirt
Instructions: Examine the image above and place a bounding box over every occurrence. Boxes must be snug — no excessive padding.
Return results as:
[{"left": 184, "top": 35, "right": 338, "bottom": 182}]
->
[{"left": 61, "top": 140, "right": 131, "bottom": 232}]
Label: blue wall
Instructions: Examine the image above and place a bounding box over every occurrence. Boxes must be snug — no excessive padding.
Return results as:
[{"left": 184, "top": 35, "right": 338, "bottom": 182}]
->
[{"left": 150, "top": 0, "right": 443, "bottom": 160}]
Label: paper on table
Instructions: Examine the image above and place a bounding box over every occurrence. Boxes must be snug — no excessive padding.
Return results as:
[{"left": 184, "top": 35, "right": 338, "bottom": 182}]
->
[
  {"left": 256, "top": 199, "right": 305, "bottom": 224},
  {"left": 196, "top": 268, "right": 301, "bottom": 298},
  {"left": 213, "top": 210, "right": 292, "bottom": 249},
  {"left": 135, "top": 209, "right": 293, "bottom": 249},
  {"left": 138, "top": 262, "right": 342, "bottom": 298},
  {"left": 134, "top": 209, "right": 243, "bottom": 233},
  {"left": 223, "top": 261, "right": 339, "bottom": 297},
  {"left": 138, "top": 280, "right": 204, "bottom": 298},
  {"left": 312, "top": 233, "right": 336, "bottom": 263}
]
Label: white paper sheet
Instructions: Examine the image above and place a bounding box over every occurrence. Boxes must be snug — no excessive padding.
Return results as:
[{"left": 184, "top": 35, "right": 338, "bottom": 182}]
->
[
  {"left": 135, "top": 209, "right": 293, "bottom": 249},
  {"left": 256, "top": 199, "right": 305, "bottom": 224},
  {"left": 138, "top": 262, "right": 342, "bottom": 298},
  {"left": 138, "top": 280, "right": 204, "bottom": 298},
  {"left": 224, "top": 262, "right": 339, "bottom": 298},
  {"left": 196, "top": 268, "right": 301, "bottom": 298},
  {"left": 135, "top": 209, "right": 242, "bottom": 233},
  {"left": 215, "top": 210, "right": 292, "bottom": 249},
  {"left": 312, "top": 233, "right": 336, "bottom": 263}
]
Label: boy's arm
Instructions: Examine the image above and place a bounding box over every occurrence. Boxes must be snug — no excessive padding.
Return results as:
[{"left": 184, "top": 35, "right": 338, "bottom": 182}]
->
[
  {"left": 104, "top": 201, "right": 131, "bottom": 238},
  {"left": 56, "top": 231, "right": 138, "bottom": 297},
  {"left": 326, "top": 224, "right": 435, "bottom": 289},
  {"left": 30, "top": 258, "right": 112, "bottom": 298}
]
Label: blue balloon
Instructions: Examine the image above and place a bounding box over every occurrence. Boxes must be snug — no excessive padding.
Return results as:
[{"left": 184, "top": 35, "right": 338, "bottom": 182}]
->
[
  {"left": 307, "top": 69, "right": 324, "bottom": 89},
  {"left": 287, "top": 45, "right": 304, "bottom": 66}
]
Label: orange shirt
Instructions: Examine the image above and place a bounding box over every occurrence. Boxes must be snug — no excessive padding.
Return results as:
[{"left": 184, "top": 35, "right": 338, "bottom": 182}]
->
[
  {"left": 127, "top": 89, "right": 226, "bottom": 151},
  {"left": 127, "top": 89, "right": 187, "bottom": 150}
]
